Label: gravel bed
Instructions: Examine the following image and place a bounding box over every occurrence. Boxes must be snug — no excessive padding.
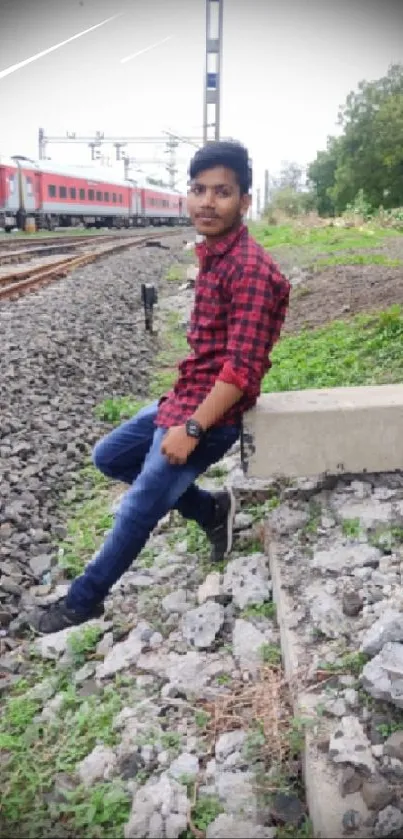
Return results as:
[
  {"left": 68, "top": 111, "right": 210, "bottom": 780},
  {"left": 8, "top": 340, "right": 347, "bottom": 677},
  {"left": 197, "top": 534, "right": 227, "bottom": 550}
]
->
[{"left": 0, "top": 234, "right": 189, "bottom": 625}]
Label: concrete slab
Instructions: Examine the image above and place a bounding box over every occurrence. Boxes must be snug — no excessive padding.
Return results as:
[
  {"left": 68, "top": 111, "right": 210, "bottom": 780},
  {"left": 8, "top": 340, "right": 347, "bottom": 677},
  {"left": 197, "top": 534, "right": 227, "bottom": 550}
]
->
[
  {"left": 242, "top": 384, "right": 403, "bottom": 479},
  {"left": 267, "top": 536, "right": 370, "bottom": 838}
]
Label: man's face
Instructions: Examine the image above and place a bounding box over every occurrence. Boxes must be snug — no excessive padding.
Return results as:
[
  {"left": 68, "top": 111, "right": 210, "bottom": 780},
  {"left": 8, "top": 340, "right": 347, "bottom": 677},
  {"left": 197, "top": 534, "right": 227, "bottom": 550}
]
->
[{"left": 187, "top": 165, "right": 251, "bottom": 239}]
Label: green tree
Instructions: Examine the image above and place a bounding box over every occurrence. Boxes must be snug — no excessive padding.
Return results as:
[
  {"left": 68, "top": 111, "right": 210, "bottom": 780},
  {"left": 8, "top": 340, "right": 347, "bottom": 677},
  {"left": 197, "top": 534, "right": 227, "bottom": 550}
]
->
[
  {"left": 308, "top": 63, "right": 403, "bottom": 215},
  {"left": 307, "top": 137, "right": 341, "bottom": 216}
]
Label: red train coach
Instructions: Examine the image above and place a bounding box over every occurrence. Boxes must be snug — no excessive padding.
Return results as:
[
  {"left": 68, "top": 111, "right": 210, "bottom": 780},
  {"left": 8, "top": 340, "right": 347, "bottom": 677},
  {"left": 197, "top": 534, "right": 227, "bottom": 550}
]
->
[{"left": 0, "top": 155, "right": 189, "bottom": 231}]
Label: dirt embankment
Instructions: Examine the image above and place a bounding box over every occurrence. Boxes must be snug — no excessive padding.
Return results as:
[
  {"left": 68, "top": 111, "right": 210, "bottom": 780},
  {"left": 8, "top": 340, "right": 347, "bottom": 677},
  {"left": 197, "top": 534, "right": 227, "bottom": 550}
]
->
[{"left": 270, "top": 240, "right": 403, "bottom": 334}]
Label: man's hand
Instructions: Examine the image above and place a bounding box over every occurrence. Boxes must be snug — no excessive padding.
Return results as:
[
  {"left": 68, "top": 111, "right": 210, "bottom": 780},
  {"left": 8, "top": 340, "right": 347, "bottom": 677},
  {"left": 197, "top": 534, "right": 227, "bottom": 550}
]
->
[{"left": 161, "top": 425, "right": 199, "bottom": 465}]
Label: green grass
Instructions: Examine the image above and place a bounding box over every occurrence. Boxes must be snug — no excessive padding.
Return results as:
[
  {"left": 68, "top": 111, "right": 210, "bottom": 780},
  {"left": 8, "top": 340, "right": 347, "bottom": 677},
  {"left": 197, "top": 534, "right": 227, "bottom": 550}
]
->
[
  {"left": 251, "top": 222, "right": 400, "bottom": 251},
  {"left": 94, "top": 396, "right": 146, "bottom": 424},
  {"left": 260, "top": 643, "right": 282, "bottom": 666},
  {"left": 67, "top": 625, "right": 105, "bottom": 667},
  {"left": 317, "top": 651, "right": 369, "bottom": 676},
  {"left": 242, "top": 601, "right": 277, "bottom": 620},
  {"left": 369, "top": 525, "right": 403, "bottom": 552},
  {"left": 263, "top": 306, "right": 403, "bottom": 393},
  {"left": 0, "top": 676, "right": 131, "bottom": 838},
  {"left": 341, "top": 518, "right": 361, "bottom": 539},
  {"left": 314, "top": 253, "right": 402, "bottom": 268},
  {"left": 180, "top": 795, "right": 222, "bottom": 838},
  {"left": 58, "top": 494, "right": 113, "bottom": 578},
  {"left": 166, "top": 263, "right": 185, "bottom": 282}
]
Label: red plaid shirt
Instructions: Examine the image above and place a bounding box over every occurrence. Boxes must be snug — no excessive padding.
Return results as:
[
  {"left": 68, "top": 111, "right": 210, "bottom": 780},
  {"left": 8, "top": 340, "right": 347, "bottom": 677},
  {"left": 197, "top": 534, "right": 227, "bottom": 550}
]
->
[{"left": 156, "top": 223, "right": 290, "bottom": 428}]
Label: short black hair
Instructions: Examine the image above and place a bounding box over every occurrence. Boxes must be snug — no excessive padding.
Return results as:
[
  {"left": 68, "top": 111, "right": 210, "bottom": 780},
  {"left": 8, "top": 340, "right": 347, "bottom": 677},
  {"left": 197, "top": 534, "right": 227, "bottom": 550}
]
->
[{"left": 189, "top": 140, "right": 252, "bottom": 195}]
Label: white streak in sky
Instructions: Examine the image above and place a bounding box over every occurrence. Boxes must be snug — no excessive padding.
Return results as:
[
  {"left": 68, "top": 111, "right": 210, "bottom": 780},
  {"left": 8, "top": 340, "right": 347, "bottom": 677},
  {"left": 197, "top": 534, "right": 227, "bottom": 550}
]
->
[
  {"left": 120, "top": 36, "right": 173, "bottom": 64},
  {"left": 0, "top": 14, "right": 122, "bottom": 81}
]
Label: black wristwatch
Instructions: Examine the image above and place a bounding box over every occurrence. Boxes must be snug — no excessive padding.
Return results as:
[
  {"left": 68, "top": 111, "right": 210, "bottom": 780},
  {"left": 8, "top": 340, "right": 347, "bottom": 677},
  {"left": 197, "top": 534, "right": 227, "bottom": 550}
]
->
[{"left": 185, "top": 419, "right": 204, "bottom": 440}]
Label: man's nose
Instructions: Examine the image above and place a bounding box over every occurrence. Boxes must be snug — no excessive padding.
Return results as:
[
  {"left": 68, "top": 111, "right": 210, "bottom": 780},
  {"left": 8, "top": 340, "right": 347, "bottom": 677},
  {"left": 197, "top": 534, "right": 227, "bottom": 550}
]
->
[{"left": 200, "top": 189, "right": 216, "bottom": 207}]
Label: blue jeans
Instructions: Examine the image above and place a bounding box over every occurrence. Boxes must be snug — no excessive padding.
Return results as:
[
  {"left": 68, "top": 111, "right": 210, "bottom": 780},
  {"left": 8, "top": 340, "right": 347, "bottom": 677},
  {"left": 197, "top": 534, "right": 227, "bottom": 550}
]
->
[{"left": 66, "top": 401, "right": 240, "bottom": 612}]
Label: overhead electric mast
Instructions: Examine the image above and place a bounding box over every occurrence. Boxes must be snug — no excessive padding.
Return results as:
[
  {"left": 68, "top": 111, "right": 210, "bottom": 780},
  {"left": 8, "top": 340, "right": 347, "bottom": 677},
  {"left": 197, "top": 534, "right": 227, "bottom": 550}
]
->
[{"left": 203, "top": 0, "right": 224, "bottom": 144}]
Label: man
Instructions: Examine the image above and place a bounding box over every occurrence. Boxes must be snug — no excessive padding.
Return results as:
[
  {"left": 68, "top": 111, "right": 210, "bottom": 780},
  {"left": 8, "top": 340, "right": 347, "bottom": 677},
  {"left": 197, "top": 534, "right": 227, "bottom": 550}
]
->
[{"left": 32, "top": 140, "right": 290, "bottom": 635}]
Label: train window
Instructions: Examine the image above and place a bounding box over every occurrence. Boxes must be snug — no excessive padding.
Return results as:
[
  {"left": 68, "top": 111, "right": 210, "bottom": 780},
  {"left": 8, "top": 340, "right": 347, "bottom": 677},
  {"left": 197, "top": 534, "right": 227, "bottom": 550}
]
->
[
  {"left": 8, "top": 174, "right": 15, "bottom": 195},
  {"left": 26, "top": 177, "right": 33, "bottom": 197},
  {"left": 104, "top": 191, "right": 109, "bottom": 201},
  {"left": 70, "top": 187, "right": 76, "bottom": 199},
  {"left": 119, "top": 194, "right": 123, "bottom": 203},
  {"left": 112, "top": 193, "right": 117, "bottom": 203},
  {"left": 59, "top": 186, "right": 67, "bottom": 198},
  {"left": 88, "top": 189, "right": 94, "bottom": 200},
  {"left": 79, "top": 188, "right": 85, "bottom": 200},
  {"left": 96, "top": 190, "right": 102, "bottom": 201},
  {"left": 48, "top": 184, "right": 56, "bottom": 197}
]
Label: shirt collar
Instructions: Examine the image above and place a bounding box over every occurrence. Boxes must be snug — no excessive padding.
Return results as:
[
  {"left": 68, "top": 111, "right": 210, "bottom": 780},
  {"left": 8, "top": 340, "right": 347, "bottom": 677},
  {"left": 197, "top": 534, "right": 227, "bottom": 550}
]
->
[{"left": 195, "top": 223, "right": 247, "bottom": 263}]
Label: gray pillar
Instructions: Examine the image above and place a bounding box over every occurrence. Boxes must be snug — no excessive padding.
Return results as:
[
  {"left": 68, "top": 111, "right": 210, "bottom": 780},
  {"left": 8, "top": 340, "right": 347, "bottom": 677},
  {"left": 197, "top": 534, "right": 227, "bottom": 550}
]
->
[{"left": 203, "top": 0, "right": 224, "bottom": 145}]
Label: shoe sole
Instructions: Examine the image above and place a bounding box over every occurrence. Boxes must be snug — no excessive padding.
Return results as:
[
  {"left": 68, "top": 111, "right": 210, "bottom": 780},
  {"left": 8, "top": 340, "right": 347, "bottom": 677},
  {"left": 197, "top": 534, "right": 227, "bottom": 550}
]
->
[{"left": 224, "top": 486, "right": 236, "bottom": 556}]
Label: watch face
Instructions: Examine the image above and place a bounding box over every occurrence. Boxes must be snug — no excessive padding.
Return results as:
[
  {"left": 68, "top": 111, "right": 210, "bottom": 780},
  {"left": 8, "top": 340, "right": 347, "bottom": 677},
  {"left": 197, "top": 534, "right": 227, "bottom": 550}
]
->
[{"left": 186, "top": 420, "right": 202, "bottom": 438}]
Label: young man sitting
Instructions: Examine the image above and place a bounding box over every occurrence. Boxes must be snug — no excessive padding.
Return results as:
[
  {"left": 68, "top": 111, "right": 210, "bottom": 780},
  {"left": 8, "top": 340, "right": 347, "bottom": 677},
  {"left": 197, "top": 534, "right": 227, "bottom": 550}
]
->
[{"left": 31, "top": 140, "right": 290, "bottom": 635}]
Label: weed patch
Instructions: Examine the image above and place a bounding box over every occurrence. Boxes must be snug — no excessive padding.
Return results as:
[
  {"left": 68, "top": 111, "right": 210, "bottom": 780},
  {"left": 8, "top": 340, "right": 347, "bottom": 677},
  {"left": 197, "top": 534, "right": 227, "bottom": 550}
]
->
[{"left": 263, "top": 306, "right": 403, "bottom": 392}]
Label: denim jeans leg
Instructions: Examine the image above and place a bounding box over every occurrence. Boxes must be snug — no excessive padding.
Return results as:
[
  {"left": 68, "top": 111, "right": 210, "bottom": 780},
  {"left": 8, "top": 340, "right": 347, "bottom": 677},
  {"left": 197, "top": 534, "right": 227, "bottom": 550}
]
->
[
  {"left": 66, "top": 423, "right": 240, "bottom": 612},
  {"left": 92, "top": 401, "right": 160, "bottom": 484},
  {"left": 175, "top": 426, "right": 240, "bottom": 528}
]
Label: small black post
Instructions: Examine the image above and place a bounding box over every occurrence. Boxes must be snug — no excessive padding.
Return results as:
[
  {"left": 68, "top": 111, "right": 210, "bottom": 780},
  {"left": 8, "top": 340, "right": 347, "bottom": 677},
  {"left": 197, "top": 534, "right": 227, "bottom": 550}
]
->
[{"left": 141, "top": 283, "right": 158, "bottom": 332}]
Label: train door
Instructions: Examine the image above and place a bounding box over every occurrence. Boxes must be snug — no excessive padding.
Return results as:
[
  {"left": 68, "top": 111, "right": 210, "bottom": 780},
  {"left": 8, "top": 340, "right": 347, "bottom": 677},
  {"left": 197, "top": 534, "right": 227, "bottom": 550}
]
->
[
  {"left": 23, "top": 171, "right": 36, "bottom": 213},
  {"left": 131, "top": 187, "right": 142, "bottom": 221},
  {"left": 34, "top": 170, "right": 42, "bottom": 212}
]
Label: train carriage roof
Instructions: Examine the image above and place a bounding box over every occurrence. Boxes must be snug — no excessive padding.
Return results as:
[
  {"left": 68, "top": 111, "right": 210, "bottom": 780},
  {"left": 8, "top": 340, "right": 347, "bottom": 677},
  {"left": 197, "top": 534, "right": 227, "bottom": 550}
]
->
[{"left": 0, "top": 155, "right": 186, "bottom": 196}]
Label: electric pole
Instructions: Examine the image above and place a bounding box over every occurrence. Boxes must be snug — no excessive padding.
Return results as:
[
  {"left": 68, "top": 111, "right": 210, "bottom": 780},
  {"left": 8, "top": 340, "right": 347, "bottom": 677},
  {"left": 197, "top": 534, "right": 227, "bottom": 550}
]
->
[
  {"left": 203, "top": 0, "right": 224, "bottom": 144},
  {"left": 264, "top": 169, "right": 269, "bottom": 212}
]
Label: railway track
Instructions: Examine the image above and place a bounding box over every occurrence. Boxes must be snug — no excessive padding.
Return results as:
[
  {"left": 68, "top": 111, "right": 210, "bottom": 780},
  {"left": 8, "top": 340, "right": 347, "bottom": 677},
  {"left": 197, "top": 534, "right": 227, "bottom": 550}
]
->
[
  {"left": 0, "top": 229, "right": 188, "bottom": 302},
  {"left": 0, "top": 227, "right": 182, "bottom": 258}
]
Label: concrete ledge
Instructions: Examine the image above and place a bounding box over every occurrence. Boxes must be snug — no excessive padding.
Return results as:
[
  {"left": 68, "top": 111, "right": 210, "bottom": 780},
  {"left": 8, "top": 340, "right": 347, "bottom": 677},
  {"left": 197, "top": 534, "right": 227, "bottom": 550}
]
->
[
  {"left": 242, "top": 384, "right": 403, "bottom": 479},
  {"left": 267, "top": 537, "right": 370, "bottom": 838}
]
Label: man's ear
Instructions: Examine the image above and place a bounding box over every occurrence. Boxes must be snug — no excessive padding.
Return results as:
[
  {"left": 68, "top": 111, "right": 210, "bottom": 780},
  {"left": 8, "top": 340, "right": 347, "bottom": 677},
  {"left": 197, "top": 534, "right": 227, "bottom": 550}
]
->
[{"left": 241, "top": 193, "right": 252, "bottom": 216}]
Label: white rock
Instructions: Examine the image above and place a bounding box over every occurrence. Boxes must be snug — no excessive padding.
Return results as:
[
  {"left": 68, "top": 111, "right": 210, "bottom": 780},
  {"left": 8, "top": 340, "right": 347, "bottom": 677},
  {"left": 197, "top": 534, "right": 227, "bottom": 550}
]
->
[
  {"left": 215, "top": 729, "right": 246, "bottom": 763},
  {"left": 344, "top": 689, "right": 360, "bottom": 709},
  {"left": 232, "top": 619, "right": 274, "bottom": 674},
  {"left": 162, "top": 590, "right": 189, "bottom": 614},
  {"left": 374, "top": 805, "right": 403, "bottom": 837},
  {"left": 137, "top": 650, "right": 234, "bottom": 699},
  {"left": 328, "top": 716, "right": 375, "bottom": 776},
  {"left": 216, "top": 770, "right": 258, "bottom": 820},
  {"left": 124, "top": 774, "right": 188, "bottom": 839},
  {"left": 312, "top": 543, "right": 381, "bottom": 574},
  {"left": 96, "top": 622, "right": 150, "bottom": 679},
  {"left": 308, "top": 590, "right": 346, "bottom": 639},
  {"left": 169, "top": 752, "right": 199, "bottom": 781},
  {"left": 181, "top": 601, "right": 224, "bottom": 649},
  {"left": 334, "top": 498, "right": 403, "bottom": 529},
  {"left": 268, "top": 504, "right": 309, "bottom": 535},
  {"left": 234, "top": 512, "right": 254, "bottom": 531},
  {"left": 198, "top": 572, "right": 221, "bottom": 604},
  {"left": 223, "top": 554, "right": 271, "bottom": 609},
  {"left": 362, "top": 642, "right": 403, "bottom": 708},
  {"left": 360, "top": 610, "right": 403, "bottom": 656},
  {"left": 207, "top": 814, "right": 276, "bottom": 838},
  {"left": 77, "top": 745, "right": 117, "bottom": 787}
]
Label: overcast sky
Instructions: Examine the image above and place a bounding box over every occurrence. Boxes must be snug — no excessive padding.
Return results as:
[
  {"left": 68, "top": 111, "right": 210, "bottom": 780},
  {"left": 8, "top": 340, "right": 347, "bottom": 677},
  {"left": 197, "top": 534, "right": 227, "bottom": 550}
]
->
[{"left": 0, "top": 0, "right": 402, "bottom": 195}]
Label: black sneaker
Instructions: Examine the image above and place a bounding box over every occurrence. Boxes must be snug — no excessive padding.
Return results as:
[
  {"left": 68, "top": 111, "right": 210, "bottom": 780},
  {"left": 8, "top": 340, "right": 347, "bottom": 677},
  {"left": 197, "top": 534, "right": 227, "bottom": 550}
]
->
[
  {"left": 204, "top": 487, "right": 236, "bottom": 563},
  {"left": 29, "top": 597, "right": 104, "bottom": 635}
]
